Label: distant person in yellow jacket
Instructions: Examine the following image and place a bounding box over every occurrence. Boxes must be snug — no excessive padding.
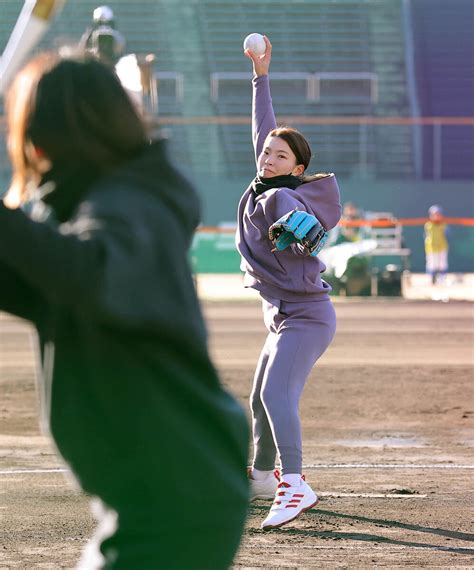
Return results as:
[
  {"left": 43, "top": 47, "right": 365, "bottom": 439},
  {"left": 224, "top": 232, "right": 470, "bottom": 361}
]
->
[{"left": 424, "top": 205, "right": 449, "bottom": 285}]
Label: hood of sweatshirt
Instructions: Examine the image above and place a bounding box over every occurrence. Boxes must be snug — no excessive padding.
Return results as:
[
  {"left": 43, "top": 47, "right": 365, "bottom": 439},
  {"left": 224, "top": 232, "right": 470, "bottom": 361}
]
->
[{"left": 40, "top": 139, "right": 200, "bottom": 238}]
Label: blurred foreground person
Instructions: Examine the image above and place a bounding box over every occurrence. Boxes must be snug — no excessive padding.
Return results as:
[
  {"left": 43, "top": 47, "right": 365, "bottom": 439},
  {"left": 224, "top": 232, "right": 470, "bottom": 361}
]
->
[{"left": 0, "top": 53, "right": 248, "bottom": 569}]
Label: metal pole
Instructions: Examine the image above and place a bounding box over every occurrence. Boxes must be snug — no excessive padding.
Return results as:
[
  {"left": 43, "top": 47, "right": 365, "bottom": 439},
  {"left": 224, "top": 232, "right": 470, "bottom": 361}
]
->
[
  {"left": 402, "top": 0, "right": 423, "bottom": 179},
  {"left": 433, "top": 120, "right": 442, "bottom": 180},
  {"left": 359, "top": 122, "right": 369, "bottom": 178}
]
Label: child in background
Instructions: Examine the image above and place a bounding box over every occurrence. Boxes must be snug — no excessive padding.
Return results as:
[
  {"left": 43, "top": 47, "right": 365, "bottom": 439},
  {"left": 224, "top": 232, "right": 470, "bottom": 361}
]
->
[{"left": 424, "top": 205, "right": 449, "bottom": 285}]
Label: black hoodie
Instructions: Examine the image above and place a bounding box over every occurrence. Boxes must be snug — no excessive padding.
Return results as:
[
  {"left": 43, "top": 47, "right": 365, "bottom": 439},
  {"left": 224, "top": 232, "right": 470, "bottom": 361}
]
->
[{"left": 0, "top": 141, "right": 249, "bottom": 525}]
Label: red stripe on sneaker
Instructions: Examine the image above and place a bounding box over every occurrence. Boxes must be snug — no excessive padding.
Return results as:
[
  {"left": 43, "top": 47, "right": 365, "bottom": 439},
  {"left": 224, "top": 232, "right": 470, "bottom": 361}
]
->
[
  {"left": 285, "top": 505, "right": 298, "bottom": 508},
  {"left": 293, "top": 494, "right": 304, "bottom": 497}
]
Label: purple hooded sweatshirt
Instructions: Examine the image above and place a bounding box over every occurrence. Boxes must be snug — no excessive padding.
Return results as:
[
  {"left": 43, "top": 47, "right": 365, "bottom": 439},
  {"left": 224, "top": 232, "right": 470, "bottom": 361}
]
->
[{"left": 235, "top": 74, "right": 342, "bottom": 302}]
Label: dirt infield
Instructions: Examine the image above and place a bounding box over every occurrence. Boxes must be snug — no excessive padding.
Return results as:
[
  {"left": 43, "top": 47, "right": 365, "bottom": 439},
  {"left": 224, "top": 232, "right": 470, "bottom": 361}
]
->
[{"left": 1, "top": 299, "right": 473, "bottom": 568}]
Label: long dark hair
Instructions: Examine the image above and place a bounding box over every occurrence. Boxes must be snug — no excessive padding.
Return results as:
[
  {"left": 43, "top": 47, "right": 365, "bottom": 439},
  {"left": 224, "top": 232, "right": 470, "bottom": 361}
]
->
[{"left": 5, "top": 52, "right": 148, "bottom": 206}]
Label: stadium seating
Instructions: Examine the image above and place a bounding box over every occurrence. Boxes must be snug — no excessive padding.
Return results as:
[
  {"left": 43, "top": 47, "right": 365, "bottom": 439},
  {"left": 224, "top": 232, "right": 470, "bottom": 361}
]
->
[
  {"left": 410, "top": 0, "right": 474, "bottom": 179},
  {"left": 195, "top": 0, "right": 412, "bottom": 178},
  {"left": 2, "top": 0, "right": 457, "bottom": 185}
]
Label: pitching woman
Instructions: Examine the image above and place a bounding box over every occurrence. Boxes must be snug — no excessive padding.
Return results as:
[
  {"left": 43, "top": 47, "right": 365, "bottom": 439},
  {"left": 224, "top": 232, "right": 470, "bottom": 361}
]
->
[
  {"left": 236, "top": 36, "right": 342, "bottom": 530},
  {"left": 0, "top": 53, "right": 248, "bottom": 568}
]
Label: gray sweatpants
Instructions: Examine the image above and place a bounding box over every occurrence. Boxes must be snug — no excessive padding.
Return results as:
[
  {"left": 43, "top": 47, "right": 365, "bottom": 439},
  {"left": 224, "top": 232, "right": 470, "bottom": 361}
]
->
[{"left": 250, "top": 295, "right": 336, "bottom": 475}]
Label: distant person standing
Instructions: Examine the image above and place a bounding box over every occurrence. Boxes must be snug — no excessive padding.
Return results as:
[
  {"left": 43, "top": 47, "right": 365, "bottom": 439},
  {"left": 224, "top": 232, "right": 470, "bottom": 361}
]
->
[
  {"left": 330, "top": 201, "right": 364, "bottom": 245},
  {"left": 79, "top": 5, "right": 125, "bottom": 67},
  {"left": 424, "top": 205, "right": 449, "bottom": 285}
]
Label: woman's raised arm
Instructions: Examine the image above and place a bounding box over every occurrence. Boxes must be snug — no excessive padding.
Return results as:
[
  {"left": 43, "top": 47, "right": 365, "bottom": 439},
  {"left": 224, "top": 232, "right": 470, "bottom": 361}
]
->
[{"left": 245, "top": 36, "right": 277, "bottom": 164}]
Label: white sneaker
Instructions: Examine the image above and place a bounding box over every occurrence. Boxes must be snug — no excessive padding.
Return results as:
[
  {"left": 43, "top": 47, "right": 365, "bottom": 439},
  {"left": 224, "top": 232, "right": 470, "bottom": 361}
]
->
[
  {"left": 261, "top": 476, "right": 318, "bottom": 530},
  {"left": 248, "top": 468, "right": 280, "bottom": 501}
]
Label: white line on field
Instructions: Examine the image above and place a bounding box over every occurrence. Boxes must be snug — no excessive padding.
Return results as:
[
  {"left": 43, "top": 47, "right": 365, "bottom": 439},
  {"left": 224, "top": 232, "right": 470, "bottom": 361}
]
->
[
  {"left": 304, "top": 464, "right": 474, "bottom": 469},
  {"left": 319, "top": 492, "right": 427, "bottom": 498},
  {"left": 0, "top": 468, "right": 68, "bottom": 474},
  {"left": 240, "top": 544, "right": 474, "bottom": 551},
  {"left": 0, "top": 470, "right": 427, "bottom": 498},
  {"left": 0, "top": 463, "right": 473, "bottom": 476}
]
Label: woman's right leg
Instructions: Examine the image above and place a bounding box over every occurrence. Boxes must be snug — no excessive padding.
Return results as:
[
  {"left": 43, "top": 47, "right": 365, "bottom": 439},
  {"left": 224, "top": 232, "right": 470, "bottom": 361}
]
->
[
  {"left": 250, "top": 332, "right": 277, "bottom": 471},
  {"left": 260, "top": 300, "right": 336, "bottom": 476}
]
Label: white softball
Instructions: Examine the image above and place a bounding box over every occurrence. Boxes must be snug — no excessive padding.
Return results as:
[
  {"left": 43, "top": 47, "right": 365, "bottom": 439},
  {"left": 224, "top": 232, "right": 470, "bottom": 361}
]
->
[{"left": 243, "top": 33, "right": 266, "bottom": 56}]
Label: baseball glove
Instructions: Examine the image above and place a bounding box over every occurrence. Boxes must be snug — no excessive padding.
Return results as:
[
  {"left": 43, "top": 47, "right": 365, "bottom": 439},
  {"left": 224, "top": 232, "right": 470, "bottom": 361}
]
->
[{"left": 268, "top": 209, "right": 328, "bottom": 256}]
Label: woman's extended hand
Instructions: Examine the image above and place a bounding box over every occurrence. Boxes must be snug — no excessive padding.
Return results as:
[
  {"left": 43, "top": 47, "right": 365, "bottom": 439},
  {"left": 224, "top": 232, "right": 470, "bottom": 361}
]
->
[{"left": 244, "top": 35, "right": 272, "bottom": 77}]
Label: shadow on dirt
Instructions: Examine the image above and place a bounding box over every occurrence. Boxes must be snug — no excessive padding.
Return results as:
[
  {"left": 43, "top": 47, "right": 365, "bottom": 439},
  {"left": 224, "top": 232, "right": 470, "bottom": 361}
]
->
[{"left": 248, "top": 505, "right": 474, "bottom": 554}]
